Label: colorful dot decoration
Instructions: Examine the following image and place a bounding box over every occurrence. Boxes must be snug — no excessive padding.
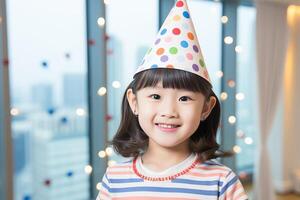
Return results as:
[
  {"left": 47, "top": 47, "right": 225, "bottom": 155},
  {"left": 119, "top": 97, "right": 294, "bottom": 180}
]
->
[
  {"left": 169, "top": 47, "right": 178, "bottom": 54},
  {"left": 176, "top": 1, "right": 184, "bottom": 7},
  {"left": 156, "top": 48, "right": 165, "bottom": 55},
  {"left": 180, "top": 40, "right": 189, "bottom": 48},
  {"left": 183, "top": 11, "right": 190, "bottom": 18},
  {"left": 160, "top": 28, "right": 167, "bottom": 35},
  {"left": 136, "top": 0, "right": 211, "bottom": 84},
  {"left": 172, "top": 28, "right": 181, "bottom": 35}
]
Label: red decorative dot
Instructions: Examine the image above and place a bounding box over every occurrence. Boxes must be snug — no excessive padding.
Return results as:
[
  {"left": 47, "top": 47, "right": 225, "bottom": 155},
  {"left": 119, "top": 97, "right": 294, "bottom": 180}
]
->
[
  {"left": 105, "top": 34, "right": 110, "bottom": 41},
  {"left": 44, "top": 179, "right": 51, "bottom": 187},
  {"left": 3, "top": 58, "right": 9, "bottom": 66},
  {"left": 176, "top": 1, "right": 184, "bottom": 7},
  {"left": 105, "top": 114, "right": 113, "bottom": 121},
  {"left": 88, "top": 39, "right": 95, "bottom": 46},
  {"left": 172, "top": 28, "right": 181, "bottom": 35}
]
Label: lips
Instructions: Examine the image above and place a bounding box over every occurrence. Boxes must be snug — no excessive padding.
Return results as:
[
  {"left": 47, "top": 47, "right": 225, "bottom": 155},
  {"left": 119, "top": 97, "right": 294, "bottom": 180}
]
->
[
  {"left": 155, "top": 123, "right": 180, "bottom": 132},
  {"left": 155, "top": 123, "right": 181, "bottom": 128}
]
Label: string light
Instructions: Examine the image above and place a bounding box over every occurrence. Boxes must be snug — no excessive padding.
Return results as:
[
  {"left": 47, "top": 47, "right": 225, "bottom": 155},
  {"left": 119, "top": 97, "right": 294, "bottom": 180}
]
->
[
  {"left": 76, "top": 108, "right": 86, "bottom": 116},
  {"left": 98, "top": 150, "right": 106, "bottom": 158},
  {"left": 97, "top": 17, "right": 106, "bottom": 27},
  {"left": 236, "top": 93, "right": 245, "bottom": 101},
  {"left": 103, "top": 0, "right": 110, "bottom": 5},
  {"left": 96, "top": 182, "right": 102, "bottom": 190},
  {"left": 228, "top": 115, "right": 236, "bottom": 124},
  {"left": 108, "top": 160, "right": 116, "bottom": 167},
  {"left": 112, "top": 81, "right": 121, "bottom": 88},
  {"left": 233, "top": 145, "right": 242, "bottom": 153},
  {"left": 97, "top": 87, "right": 107, "bottom": 96},
  {"left": 105, "top": 147, "right": 113, "bottom": 156},
  {"left": 235, "top": 45, "right": 243, "bottom": 53},
  {"left": 227, "top": 80, "right": 236, "bottom": 88},
  {"left": 10, "top": 108, "right": 20, "bottom": 116},
  {"left": 221, "top": 16, "right": 229, "bottom": 24},
  {"left": 84, "top": 165, "right": 93, "bottom": 174},
  {"left": 220, "top": 92, "right": 228, "bottom": 101},
  {"left": 216, "top": 70, "right": 224, "bottom": 78},
  {"left": 244, "top": 137, "right": 253, "bottom": 145},
  {"left": 224, "top": 36, "right": 234, "bottom": 44}
]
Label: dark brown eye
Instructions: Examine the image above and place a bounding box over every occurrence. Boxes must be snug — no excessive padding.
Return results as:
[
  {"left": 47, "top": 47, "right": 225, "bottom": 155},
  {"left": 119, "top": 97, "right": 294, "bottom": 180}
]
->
[
  {"left": 150, "top": 94, "right": 160, "bottom": 100},
  {"left": 179, "top": 96, "right": 192, "bottom": 101}
]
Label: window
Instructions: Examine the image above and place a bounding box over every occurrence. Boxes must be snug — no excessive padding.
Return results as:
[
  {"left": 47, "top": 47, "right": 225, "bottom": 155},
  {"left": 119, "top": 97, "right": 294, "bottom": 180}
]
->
[
  {"left": 6, "top": 0, "right": 89, "bottom": 199},
  {"left": 189, "top": 0, "right": 222, "bottom": 94},
  {"left": 236, "top": 5, "right": 257, "bottom": 176}
]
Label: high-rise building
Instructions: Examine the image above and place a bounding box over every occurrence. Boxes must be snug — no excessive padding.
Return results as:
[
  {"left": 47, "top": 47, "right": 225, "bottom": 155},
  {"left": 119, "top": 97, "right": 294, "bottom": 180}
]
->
[{"left": 63, "top": 74, "right": 87, "bottom": 107}]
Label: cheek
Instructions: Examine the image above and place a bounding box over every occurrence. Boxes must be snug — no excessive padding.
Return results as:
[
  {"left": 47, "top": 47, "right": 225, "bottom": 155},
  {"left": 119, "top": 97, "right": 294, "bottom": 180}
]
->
[{"left": 180, "top": 106, "right": 202, "bottom": 127}]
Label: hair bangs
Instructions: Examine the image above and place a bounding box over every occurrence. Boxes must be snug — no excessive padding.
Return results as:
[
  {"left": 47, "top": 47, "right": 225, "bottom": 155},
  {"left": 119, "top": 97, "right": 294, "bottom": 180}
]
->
[{"left": 133, "top": 68, "right": 212, "bottom": 95}]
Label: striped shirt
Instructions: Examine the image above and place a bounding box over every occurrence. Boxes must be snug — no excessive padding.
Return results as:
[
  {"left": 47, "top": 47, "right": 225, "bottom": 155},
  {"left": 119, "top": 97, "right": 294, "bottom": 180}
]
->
[{"left": 97, "top": 153, "right": 248, "bottom": 200}]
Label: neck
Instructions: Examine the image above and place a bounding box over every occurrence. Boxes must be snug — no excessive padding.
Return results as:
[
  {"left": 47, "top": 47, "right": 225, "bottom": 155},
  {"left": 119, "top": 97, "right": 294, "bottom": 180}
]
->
[{"left": 141, "top": 140, "right": 192, "bottom": 172}]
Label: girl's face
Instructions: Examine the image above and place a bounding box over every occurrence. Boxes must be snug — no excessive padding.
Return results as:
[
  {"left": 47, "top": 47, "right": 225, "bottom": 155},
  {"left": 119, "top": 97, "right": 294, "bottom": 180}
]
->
[{"left": 127, "top": 81, "right": 216, "bottom": 152}]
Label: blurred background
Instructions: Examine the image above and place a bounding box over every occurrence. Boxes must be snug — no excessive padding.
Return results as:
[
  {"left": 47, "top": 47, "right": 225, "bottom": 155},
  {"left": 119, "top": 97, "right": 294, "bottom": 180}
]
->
[{"left": 0, "top": 0, "right": 299, "bottom": 199}]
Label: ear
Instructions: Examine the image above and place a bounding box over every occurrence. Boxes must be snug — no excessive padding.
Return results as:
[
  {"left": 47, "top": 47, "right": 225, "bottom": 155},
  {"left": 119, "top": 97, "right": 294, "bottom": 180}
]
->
[
  {"left": 201, "top": 96, "right": 217, "bottom": 120},
  {"left": 126, "top": 88, "right": 138, "bottom": 115}
]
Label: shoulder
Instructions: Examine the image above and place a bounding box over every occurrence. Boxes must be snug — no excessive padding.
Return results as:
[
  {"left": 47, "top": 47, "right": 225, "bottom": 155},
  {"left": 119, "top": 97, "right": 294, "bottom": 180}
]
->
[
  {"left": 105, "top": 158, "right": 134, "bottom": 178},
  {"left": 197, "top": 159, "right": 232, "bottom": 173},
  {"left": 192, "top": 159, "right": 235, "bottom": 179}
]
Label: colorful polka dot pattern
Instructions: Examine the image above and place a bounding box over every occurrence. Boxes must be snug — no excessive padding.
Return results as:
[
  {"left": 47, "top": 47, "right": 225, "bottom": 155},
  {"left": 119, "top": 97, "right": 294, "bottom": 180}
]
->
[{"left": 135, "top": 0, "right": 211, "bottom": 84}]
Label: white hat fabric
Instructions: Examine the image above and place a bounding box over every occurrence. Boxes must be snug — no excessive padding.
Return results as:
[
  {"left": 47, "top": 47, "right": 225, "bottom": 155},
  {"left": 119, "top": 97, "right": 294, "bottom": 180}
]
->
[{"left": 134, "top": 0, "right": 211, "bottom": 84}]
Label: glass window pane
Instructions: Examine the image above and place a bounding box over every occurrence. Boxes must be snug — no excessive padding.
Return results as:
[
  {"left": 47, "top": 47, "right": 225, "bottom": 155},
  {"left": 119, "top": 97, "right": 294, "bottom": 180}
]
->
[
  {"left": 189, "top": 0, "right": 222, "bottom": 94},
  {"left": 236, "top": 5, "right": 257, "bottom": 177},
  {"left": 105, "top": 0, "right": 159, "bottom": 163},
  {"left": 6, "top": 0, "right": 89, "bottom": 199}
]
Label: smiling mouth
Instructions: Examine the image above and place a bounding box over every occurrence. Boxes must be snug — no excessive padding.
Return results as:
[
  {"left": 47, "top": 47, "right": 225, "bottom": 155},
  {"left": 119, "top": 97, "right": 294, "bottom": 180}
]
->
[{"left": 155, "top": 123, "right": 181, "bottom": 128}]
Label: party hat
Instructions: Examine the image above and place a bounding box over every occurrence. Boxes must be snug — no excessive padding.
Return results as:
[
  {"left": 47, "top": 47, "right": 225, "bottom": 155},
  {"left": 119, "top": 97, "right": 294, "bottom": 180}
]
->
[{"left": 134, "top": 0, "right": 211, "bottom": 84}]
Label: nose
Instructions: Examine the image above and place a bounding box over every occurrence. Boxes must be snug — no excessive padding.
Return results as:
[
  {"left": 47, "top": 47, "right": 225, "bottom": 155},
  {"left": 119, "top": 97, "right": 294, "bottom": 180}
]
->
[{"left": 159, "top": 99, "right": 178, "bottom": 118}]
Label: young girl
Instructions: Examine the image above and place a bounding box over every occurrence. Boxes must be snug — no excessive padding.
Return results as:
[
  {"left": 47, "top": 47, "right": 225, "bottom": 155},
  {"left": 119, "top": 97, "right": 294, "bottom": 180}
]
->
[{"left": 97, "top": 0, "right": 248, "bottom": 199}]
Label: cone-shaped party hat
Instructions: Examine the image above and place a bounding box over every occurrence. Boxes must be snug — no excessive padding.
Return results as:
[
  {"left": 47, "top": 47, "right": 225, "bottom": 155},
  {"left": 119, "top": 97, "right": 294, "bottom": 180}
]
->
[{"left": 134, "top": 0, "right": 211, "bottom": 84}]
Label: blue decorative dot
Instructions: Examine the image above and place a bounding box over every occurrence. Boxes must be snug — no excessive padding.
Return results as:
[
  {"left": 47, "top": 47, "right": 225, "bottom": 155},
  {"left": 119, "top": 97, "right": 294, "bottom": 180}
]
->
[
  {"left": 151, "top": 64, "right": 158, "bottom": 68},
  {"left": 41, "top": 61, "right": 48, "bottom": 68},
  {"left": 23, "top": 195, "right": 31, "bottom": 200},
  {"left": 180, "top": 41, "right": 189, "bottom": 48},
  {"left": 47, "top": 108, "right": 55, "bottom": 115},
  {"left": 183, "top": 11, "right": 190, "bottom": 18},
  {"left": 160, "top": 28, "right": 167, "bottom": 35},
  {"left": 67, "top": 171, "right": 74, "bottom": 177},
  {"left": 61, "top": 117, "right": 68, "bottom": 124}
]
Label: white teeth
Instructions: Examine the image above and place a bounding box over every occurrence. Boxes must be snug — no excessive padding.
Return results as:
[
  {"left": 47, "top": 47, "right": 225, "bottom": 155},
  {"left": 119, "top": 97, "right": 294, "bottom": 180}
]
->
[{"left": 157, "top": 123, "right": 178, "bottom": 128}]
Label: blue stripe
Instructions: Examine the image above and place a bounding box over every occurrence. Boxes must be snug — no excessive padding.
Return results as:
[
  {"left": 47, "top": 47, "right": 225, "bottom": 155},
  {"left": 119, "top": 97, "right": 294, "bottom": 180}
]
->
[
  {"left": 110, "top": 178, "right": 144, "bottom": 183},
  {"left": 172, "top": 178, "right": 223, "bottom": 186},
  {"left": 219, "top": 175, "right": 238, "bottom": 195},
  {"left": 102, "top": 182, "right": 110, "bottom": 191},
  {"left": 110, "top": 186, "right": 219, "bottom": 196}
]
